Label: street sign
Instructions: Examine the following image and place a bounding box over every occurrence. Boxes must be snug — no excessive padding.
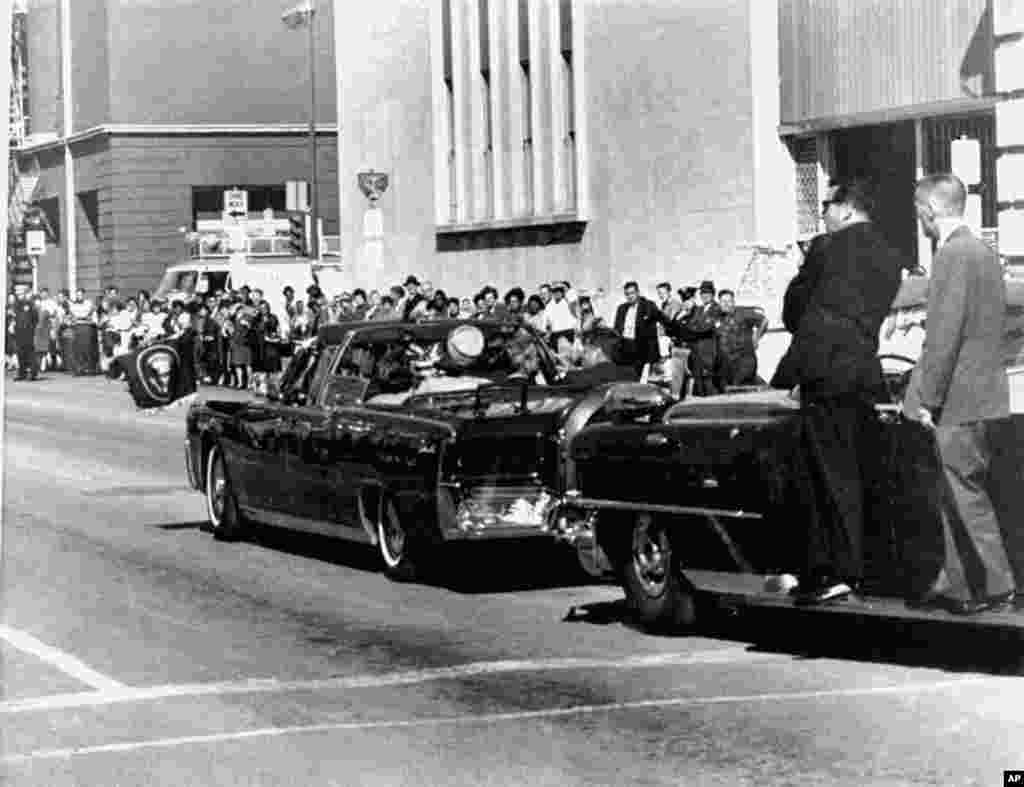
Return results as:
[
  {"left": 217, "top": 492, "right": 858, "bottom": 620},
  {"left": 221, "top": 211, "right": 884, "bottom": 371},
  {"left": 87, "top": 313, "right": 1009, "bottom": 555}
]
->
[
  {"left": 26, "top": 229, "right": 45, "bottom": 256},
  {"left": 223, "top": 188, "right": 249, "bottom": 217}
]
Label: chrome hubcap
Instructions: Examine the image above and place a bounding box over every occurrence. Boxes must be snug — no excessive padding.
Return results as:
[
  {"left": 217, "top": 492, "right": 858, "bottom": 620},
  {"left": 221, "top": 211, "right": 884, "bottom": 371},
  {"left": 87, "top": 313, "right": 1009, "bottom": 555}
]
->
[{"left": 632, "top": 516, "right": 669, "bottom": 597}]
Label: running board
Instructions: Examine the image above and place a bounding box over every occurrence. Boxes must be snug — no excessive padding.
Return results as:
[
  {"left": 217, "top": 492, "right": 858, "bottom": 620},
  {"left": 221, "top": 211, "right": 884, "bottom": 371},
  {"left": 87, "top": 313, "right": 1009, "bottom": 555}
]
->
[{"left": 685, "top": 570, "right": 1024, "bottom": 631}]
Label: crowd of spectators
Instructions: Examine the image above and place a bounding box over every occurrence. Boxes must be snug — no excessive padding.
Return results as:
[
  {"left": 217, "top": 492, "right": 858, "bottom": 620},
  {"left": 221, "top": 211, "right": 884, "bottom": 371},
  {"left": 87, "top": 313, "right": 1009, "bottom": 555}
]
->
[{"left": 5, "top": 274, "right": 768, "bottom": 397}]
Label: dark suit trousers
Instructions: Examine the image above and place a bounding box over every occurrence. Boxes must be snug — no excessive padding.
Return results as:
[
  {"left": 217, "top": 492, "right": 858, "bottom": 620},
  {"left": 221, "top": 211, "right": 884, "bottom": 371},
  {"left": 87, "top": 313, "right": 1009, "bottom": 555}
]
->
[
  {"left": 800, "top": 395, "right": 880, "bottom": 585},
  {"left": 933, "top": 420, "right": 1015, "bottom": 599}
]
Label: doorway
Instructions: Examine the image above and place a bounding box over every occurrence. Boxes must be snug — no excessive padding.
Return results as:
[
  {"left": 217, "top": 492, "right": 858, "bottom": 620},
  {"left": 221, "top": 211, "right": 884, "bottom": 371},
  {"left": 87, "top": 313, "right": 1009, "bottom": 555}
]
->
[{"left": 831, "top": 121, "right": 918, "bottom": 264}]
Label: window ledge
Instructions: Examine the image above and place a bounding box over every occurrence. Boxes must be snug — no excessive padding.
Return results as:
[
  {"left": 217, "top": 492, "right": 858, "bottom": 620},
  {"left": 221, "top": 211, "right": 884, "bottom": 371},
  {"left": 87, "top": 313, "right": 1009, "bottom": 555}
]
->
[
  {"left": 436, "top": 212, "right": 583, "bottom": 234},
  {"left": 435, "top": 213, "right": 586, "bottom": 251}
]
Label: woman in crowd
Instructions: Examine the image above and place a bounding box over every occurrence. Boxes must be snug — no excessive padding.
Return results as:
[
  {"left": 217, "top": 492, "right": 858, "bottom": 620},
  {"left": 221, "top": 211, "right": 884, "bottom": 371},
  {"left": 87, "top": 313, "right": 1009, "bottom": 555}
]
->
[
  {"left": 33, "top": 295, "right": 52, "bottom": 374},
  {"left": 256, "top": 300, "right": 283, "bottom": 378},
  {"left": 290, "top": 300, "right": 311, "bottom": 341},
  {"left": 229, "top": 299, "right": 255, "bottom": 390},
  {"left": 525, "top": 294, "right": 547, "bottom": 334},
  {"left": 6, "top": 293, "right": 19, "bottom": 372}
]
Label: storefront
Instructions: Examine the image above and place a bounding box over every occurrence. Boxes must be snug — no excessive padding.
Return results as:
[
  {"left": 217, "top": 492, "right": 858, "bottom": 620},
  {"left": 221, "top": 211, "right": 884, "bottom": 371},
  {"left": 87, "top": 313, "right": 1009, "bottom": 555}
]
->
[{"left": 778, "top": 0, "right": 1018, "bottom": 271}]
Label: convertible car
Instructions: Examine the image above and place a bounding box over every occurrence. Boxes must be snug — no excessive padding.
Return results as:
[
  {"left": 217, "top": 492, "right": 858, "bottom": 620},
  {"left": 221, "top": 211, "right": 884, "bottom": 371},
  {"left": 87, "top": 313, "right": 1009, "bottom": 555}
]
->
[
  {"left": 550, "top": 276, "right": 1024, "bottom": 631},
  {"left": 184, "top": 319, "right": 671, "bottom": 580}
]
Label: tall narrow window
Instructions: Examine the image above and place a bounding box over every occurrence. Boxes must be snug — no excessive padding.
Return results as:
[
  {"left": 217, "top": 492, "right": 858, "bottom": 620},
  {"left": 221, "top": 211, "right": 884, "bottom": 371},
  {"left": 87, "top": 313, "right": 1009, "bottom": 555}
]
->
[
  {"left": 446, "top": 79, "right": 458, "bottom": 222},
  {"left": 482, "top": 72, "right": 494, "bottom": 219},
  {"left": 521, "top": 62, "right": 533, "bottom": 215},
  {"left": 562, "top": 51, "right": 575, "bottom": 211}
]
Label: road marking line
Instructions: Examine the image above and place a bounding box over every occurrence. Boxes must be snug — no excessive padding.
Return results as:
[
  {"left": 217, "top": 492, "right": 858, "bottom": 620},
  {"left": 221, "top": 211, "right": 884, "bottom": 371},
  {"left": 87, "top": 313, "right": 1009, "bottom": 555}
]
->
[
  {"left": 0, "top": 648, "right": 778, "bottom": 714},
  {"left": 0, "top": 676, "right": 997, "bottom": 765},
  {"left": 0, "top": 624, "right": 124, "bottom": 692}
]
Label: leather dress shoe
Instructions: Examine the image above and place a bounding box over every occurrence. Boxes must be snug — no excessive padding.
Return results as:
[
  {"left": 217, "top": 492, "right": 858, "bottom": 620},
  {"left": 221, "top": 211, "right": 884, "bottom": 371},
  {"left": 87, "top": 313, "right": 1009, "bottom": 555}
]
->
[
  {"left": 906, "top": 593, "right": 978, "bottom": 615},
  {"left": 907, "top": 591, "right": 1015, "bottom": 616},
  {"left": 982, "top": 590, "right": 1016, "bottom": 614},
  {"left": 793, "top": 581, "right": 854, "bottom": 607}
]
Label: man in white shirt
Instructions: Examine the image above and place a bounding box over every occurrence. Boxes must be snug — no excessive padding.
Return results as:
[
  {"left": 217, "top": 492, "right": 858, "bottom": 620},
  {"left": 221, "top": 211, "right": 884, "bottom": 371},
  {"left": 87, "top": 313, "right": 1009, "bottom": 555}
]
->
[{"left": 543, "top": 282, "right": 576, "bottom": 350}]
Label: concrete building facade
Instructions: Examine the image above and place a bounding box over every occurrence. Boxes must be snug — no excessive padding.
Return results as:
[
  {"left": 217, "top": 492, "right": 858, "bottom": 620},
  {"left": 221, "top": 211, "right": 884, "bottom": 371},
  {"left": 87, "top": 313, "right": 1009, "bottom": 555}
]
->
[
  {"left": 334, "top": 0, "right": 795, "bottom": 301},
  {"left": 333, "top": 0, "right": 1022, "bottom": 308},
  {"left": 17, "top": 0, "right": 339, "bottom": 296}
]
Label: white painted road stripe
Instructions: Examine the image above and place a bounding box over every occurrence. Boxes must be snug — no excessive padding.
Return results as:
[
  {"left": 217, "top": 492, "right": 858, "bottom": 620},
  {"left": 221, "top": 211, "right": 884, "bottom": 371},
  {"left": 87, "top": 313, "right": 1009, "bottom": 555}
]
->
[
  {"left": 0, "top": 677, "right": 995, "bottom": 765},
  {"left": 0, "top": 648, "right": 779, "bottom": 714},
  {"left": 0, "top": 624, "right": 125, "bottom": 692}
]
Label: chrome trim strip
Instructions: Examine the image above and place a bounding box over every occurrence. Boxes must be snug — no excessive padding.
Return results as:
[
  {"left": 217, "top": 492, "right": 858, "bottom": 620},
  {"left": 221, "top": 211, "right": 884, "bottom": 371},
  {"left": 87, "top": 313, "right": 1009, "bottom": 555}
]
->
[
  {"left": 239, "top": 506, "right": 372, "bottom": 543},
  {"left": 559, "top": 494, "right": 764, "bottom": 521}
]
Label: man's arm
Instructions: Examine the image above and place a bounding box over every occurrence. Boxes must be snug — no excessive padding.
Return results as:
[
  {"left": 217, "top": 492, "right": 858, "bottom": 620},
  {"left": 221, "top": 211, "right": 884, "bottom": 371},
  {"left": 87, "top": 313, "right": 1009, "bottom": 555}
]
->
[{"left": 918, "top": 249, "right": 969, "bottom": 417}]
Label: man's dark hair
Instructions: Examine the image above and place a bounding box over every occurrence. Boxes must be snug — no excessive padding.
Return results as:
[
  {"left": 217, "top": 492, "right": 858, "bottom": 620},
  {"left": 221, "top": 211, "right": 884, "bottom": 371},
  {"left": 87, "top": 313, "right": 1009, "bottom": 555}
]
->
[
  {"left": 582, "top": 327, "right": 621, "bottom": 363},
  {"left": 623, "top": 280, "right": 639, "bottom": 292},
  {"left": 829, "top": 177, "right": 877, "bottom": 218},
  {"left": 656, "top": 282, "right": 671, "bottom": 291},
  {"left": 352, "top": 288, "right": 367, "bottom": 300},
  {"left": 447, "top": 297, "right": 460, "bottom": 308},
  {"left": 473, "top": 292, "right": 487, "bottom": 305},
  {"left": 481, "top": 285, "right": 499, "bottom": 299},
  {"left": 380, "top": 295, "right": 395, "bottom": 307},
  {"left": 283, "top": 286, "right": 294, "bottom": 295},
  {"left": 718, "top": 289, "right": 735, "bottom": 298},
  {"left": 504, "top": 286, "right": 525, "bottom": 304}
]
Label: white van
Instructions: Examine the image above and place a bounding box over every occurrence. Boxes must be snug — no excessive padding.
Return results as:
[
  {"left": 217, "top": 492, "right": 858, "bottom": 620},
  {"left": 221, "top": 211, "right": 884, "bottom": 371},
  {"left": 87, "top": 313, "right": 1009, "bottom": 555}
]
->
[{"left": 153, "top": 257, "right": 346, "bottom": 322}]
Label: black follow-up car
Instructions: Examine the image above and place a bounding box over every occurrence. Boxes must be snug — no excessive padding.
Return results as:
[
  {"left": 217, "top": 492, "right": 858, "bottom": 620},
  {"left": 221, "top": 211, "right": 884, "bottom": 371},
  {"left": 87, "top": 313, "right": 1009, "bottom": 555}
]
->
[
  {"left": 184, "top": 319, "right": 671, "bottom": 580},
  {"left": 550, "top": 279, "right": 1024, "bottom": 632}
]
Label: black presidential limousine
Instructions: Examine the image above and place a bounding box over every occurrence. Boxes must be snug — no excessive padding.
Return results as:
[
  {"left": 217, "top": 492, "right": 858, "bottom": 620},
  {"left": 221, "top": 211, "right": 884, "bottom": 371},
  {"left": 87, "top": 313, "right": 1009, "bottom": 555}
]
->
[{"left": 184, "top": 319, "right": 670, "bottom": 580}]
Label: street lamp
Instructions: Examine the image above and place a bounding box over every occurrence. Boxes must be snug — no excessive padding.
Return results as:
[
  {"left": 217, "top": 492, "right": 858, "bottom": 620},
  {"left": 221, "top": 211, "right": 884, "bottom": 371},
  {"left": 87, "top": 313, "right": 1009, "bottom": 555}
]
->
[{"left": 282, "top": 0, "right": 319, "bottom": 260}]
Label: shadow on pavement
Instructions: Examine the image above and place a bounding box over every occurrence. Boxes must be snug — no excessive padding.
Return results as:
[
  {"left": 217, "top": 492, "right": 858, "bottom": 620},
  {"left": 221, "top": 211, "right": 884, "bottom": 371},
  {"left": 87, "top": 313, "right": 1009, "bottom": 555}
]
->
[
  {"left": 152, "top": 520, "right": 208, "bottom": 531},
  {"left": 563, "top": 597, "right": 1024, "bottom": 675},
  {"left": 240, "top": 526, "right": 604, "bottom": 593}
]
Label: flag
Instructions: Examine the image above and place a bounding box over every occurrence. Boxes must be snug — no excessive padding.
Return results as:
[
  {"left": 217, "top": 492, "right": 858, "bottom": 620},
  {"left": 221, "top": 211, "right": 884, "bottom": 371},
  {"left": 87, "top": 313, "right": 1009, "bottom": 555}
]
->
[
  {"left": 115, "top": 335, "right": 197, "bottom": 410},
  {"left": 281, "top": 1, "right": 313, "bottom": 29}
]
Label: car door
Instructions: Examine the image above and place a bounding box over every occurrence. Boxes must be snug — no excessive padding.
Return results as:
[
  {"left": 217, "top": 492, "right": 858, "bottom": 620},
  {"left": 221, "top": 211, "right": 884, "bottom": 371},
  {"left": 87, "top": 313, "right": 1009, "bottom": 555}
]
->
[{"left": 220, "top": 401, "right": 287, "bottom": 513}]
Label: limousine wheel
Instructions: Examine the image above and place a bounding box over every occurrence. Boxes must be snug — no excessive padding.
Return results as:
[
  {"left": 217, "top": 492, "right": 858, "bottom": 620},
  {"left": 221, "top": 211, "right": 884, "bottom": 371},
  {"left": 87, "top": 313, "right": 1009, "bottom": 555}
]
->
[
  {"left": 623, "top": 513, "right": 696, "bottom": 630},
  {"left": 378, "top": 498, "right": 421, "bottom": 582},
  {"left": 205, "top": 445, "right": 246, "bottom": 542}
]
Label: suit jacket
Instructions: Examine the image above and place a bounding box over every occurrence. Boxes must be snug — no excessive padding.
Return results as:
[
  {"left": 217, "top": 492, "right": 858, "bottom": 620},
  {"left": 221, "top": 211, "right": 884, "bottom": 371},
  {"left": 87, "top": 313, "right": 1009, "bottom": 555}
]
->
[
  {"left": 913, "top": 226, "right": 1009, "bottom": 425},
  {"left": 772, "top": 222, "right": 904, "bottom": 398},
  {"left": 613, "top": 298, "right": 662, "bottom": 363}
]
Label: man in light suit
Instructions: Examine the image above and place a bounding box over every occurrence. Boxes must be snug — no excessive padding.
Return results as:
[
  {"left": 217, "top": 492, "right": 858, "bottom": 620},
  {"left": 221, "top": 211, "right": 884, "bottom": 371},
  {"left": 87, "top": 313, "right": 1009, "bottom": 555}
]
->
[{"left": 906, "top": 173, "right": 1015, "bottom": 615}]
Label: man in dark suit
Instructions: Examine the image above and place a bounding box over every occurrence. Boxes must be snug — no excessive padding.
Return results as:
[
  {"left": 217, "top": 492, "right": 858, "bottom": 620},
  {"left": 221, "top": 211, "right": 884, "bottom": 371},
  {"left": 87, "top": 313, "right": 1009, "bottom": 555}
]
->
[
  {"left": 905, "top": 173, "right": 1015, "bottom": 615},
  {"left": 613, "top": 281, "right": 663, "bottom": 377},
  {"left": 679, "top": 281, "right": 722, "bottom": 395},
  {"left": 772, "top": 177, "right": 905, "bottom": 605},
  {"left": 13, "top": 294, "right": 39, "bottom": 380}
]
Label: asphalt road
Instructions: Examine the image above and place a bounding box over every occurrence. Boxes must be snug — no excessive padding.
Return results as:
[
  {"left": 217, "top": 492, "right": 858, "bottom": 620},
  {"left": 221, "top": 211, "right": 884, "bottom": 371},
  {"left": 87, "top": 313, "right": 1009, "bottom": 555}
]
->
[{"left": 2, "top": 373, "right": 1024, "bottom": 786}]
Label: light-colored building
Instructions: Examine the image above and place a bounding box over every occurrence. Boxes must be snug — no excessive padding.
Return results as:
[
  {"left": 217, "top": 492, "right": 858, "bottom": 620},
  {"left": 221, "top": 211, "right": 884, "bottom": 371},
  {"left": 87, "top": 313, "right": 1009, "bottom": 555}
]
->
[
  {"left": 333, "top": 0, "right": 1024, "bottom": 308},
  {"left": 334, "top": 0, "right": 795, "bottom": 303},
  {"left": 15, "top": 0, "right": 339, "bottom": 296}
]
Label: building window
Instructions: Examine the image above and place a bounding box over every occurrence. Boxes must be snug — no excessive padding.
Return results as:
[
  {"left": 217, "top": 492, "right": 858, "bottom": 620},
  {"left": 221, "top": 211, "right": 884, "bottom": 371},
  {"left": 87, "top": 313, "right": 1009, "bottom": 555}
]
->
[
  {"left": 191, "top": 186, "right": 286, "bottom": 227},
  {"left": 923, "top": 113, "right": 997, "bottom": 230},
  {"left": 790, "top": 137, "right": 821, "bottom": 238},
  {"left": 521, "top": 62, "right": 534, "bottom": 216},
  {"left": 432, "top": 0, "right": 583, "bottom": 232},
  {"left": 482, "top": 71, "right": 494, "bottom": 219}
]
